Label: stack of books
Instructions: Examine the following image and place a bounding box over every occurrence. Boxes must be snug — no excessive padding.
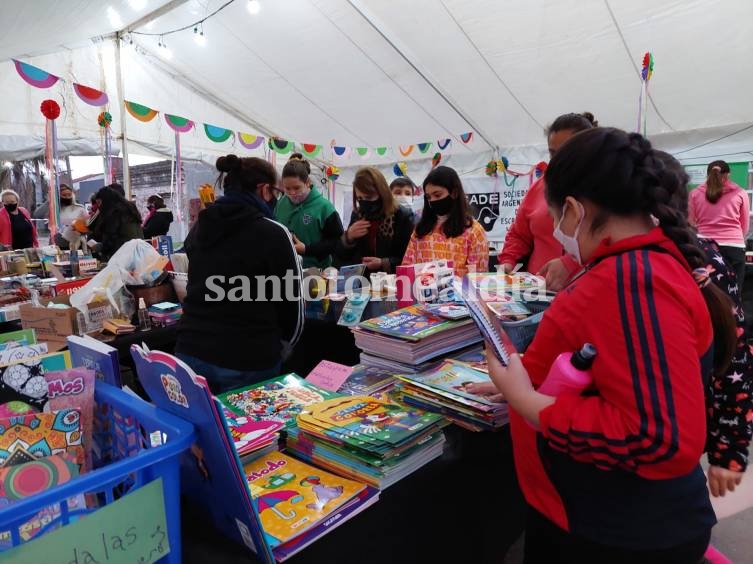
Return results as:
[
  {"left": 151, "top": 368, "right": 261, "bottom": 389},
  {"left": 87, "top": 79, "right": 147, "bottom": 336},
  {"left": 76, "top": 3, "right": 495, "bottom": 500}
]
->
[
  {"left": 148, "top": 301, "right": 183, "bottom": 327},
  {"left": 222, "top": 406, "right": 283, "bottom": 464},
  {"left": 286, "top": 395, "right": 447, "bottom": 489},
  {"left": 397, "top": 361, "right": 508, "bottom": 432},
  {"left": 337, "top": 364, "right": 397, "bottom": 396},
  {"left": 218, "top": 374, "right": 341, "bottom": 430},
  {"left": 352, "top": 305, "right": 482, "bottom": 373},
  {"left": 244, "top": 451, "right": 378, "bottom": 561},
  {"left": 102, "top": 318, "right": 136, "bottom": 335}
]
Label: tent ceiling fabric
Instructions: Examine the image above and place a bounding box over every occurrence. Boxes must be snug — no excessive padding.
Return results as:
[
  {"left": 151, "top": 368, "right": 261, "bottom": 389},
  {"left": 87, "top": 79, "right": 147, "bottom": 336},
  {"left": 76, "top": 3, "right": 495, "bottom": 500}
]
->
[{"left": 0, "top": 0, "right": 751, "bottom": 167}]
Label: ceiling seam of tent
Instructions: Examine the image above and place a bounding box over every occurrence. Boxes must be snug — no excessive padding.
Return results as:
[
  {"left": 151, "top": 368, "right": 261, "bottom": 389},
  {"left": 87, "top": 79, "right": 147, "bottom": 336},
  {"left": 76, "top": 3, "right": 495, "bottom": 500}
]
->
[
  {"left": 127, "top": 38, "right": 280, "bottom": 140},
  {"left": 438, "top": 0, "right": 544, "bottom": 131},
  {"left": 603, "top": 0, "right": 676, "bottom": 132},
  {"left": 672, "top": 123, "right": 753, "bottom": 156},
  {"left": 345, "top": 0, "right": 495, "bottom": 152},
  {"left": 205, "top": 9, "right": 369, "bottom": 147},
  {"left": 308, "top": 0, "right": 458, "bottom": 143}
]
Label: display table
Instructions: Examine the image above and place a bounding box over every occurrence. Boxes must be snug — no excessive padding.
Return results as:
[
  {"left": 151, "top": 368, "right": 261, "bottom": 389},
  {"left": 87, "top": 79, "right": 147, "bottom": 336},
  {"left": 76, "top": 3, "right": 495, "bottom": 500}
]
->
[{"left": 181, "top": 425, "right": 526, "bottom": 564}]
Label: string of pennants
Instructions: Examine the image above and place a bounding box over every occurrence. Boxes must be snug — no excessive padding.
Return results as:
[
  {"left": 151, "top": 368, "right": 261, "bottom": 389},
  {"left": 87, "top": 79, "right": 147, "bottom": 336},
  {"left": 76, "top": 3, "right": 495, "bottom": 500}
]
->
[{"left": 12, "top": 58, "right": 475, "bottom": 160}]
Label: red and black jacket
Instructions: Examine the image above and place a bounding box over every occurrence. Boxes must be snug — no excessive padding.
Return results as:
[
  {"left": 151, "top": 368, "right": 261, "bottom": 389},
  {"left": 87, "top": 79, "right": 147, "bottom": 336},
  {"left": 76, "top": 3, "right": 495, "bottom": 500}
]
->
[{"left": 515, "top": 227, "right": 716, "bottom": 549}]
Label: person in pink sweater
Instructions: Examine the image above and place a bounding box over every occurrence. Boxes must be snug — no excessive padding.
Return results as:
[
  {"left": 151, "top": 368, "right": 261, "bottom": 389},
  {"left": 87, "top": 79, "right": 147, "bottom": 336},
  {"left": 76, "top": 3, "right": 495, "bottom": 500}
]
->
[
  {"left": 498, "top": 112, "right": 597, "bottom": 290},
  {"left": 689, "top": 160, "right": 750, "bottom": 286}
]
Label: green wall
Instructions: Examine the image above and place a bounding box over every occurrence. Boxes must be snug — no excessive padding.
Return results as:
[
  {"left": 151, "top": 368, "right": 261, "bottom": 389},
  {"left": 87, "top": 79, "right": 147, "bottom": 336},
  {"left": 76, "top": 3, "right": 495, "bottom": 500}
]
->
[{"left": 685, "top": 162, "right": 749, "bottom": 189}]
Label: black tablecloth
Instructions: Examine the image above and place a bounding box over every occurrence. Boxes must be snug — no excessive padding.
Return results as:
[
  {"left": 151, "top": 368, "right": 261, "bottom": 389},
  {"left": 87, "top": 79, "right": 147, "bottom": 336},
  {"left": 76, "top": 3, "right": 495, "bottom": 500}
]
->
[{"left": 182, "top": 425, "right": 526, "bottom": 564}]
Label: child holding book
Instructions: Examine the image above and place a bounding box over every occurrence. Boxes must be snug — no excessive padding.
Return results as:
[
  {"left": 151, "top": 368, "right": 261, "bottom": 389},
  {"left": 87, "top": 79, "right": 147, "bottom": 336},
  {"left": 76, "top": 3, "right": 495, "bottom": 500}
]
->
[
  {"left": 401, "top": 166, "right": 488, "bottom": 276},
  {"left": 484, "top": 128, "right": 735, "bottom": 562}
]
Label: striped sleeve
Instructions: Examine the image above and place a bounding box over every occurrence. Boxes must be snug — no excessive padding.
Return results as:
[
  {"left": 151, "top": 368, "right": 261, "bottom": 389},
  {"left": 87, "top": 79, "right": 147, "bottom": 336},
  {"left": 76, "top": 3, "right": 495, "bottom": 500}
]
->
[{"left": 539, "top": 250, "right": 708, "bottom": 477}]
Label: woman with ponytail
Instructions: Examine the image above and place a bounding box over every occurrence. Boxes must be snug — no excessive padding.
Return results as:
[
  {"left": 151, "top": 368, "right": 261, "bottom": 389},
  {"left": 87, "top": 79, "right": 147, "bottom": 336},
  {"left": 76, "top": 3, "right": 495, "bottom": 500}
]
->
[
  {"left": 176, "top": 155, "right": 303, "bottom": 393},
  {"left": 485, "top": 128, "right": 734, "bottom": 562},
  {"left": 689, "top": 160, "right": 749, "bottom": 286}
]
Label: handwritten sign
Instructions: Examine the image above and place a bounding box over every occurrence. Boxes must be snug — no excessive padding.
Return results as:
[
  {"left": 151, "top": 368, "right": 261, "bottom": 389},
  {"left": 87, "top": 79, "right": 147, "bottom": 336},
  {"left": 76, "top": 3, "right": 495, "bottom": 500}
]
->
[
  {"left": 305, "top": 360, "right": 353, "bottom": 392},
  {"left": 1, "top": 478, "right": 170, "bottom": 564}
]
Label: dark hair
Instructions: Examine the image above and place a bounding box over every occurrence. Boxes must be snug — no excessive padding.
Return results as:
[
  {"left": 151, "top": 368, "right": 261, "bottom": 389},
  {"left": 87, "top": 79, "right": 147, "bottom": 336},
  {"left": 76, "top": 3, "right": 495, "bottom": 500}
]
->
[
  {"left": 704, "top": 160, "right": 730, "bottom": 204},
  {"left": 654, "top": 150, "right": 691, "bottom": 215},
  {"left": 353, "top": 167, "right": 398, "bottom": 217},
  {"left": 147, "top": 195, "right": 165, "bottom": 208},
  {"left": 547, "top": 112, "right": 598, "bottom": 136},
  {"left": 546, "top": 128, "right": 736, "bottom": 376},
  {"left": 216, "top": 154, "right": 277, "bottom": 193},
  {"left": 94, "top": 185, "right": 141, "bottom": 225},
  {"left": 106, "top": 183, "right": 126, "bottom": 197},
  {"left": 281, "top": 153, "right": 311, "bottom": 182},
  {"left": 416, "top": 166, "right": 473, "bottom": 239},
  {"left": 389, "top": 177, "right": 415, "bottom": 192}
]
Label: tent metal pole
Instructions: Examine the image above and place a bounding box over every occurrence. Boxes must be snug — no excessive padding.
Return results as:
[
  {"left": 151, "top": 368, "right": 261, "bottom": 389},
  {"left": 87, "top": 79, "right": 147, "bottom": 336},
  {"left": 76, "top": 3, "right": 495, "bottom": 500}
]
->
[{"left": 114, "top": 34, "right": 131, "bottom": 198}]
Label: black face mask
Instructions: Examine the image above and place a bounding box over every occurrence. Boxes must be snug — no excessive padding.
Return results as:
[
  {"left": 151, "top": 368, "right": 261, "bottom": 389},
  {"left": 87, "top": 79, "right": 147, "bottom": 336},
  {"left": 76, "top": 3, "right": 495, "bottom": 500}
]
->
[
  {"left": 4, "top": 203, "right": 17, "bottom": 213},
  {"left": 60, "top": 198, "right": 73, "bottom": 206},
  {"left": 429, "top": 195, "right": 453, "bottom": 216},
  {"left": 357, "top": 199, "right": 382, "bottom": 219}
]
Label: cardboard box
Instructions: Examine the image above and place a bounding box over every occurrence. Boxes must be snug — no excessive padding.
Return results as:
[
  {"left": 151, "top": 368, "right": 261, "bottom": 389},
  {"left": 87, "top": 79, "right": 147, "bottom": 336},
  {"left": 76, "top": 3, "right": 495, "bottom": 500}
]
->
[{"left": 18, "top": 296, "right": 111, "bottom": 351}]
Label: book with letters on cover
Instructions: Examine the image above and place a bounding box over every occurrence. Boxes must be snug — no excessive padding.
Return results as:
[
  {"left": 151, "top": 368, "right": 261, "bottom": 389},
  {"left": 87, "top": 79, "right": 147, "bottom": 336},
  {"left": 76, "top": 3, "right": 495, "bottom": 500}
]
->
[{"left": 67, "top": 335, "right": 121, "bottom": 387}]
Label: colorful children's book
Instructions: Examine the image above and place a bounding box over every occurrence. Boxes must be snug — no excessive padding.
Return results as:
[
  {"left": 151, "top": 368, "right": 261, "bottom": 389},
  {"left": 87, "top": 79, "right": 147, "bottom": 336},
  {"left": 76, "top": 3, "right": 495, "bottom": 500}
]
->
[
  {"left": 0, "top": 351, "right": 72, "bottom": 411},
  {"left": 218, "top": 374, "right": 341, "bottom": 430},
  {"left": 0, "top": 453, "right": 86, "bottom": 550},
  {"left": 0, "top": 409, "right": 84, "bottom": 468},
  {"left": 44, "top": 368, "right": 96, "bottom": 470},
  {"left": 221, "top": 406, "right": 283, "bottom": 458},
  {"left": 337, "top": 294, "right": 370, "bottom": 327},
  {"left": 244, "top": 451, "right": 367, "bottom": 549},
  {"left": 130, "top": 345, "right": 273, "bottom": 563},
  {"left": 422, "top": 303, "right": 470, "bottom": 320},
  {"left": 298, "top": 396, "right": 445, "bottom": 447},
  {"left": 0, "top": 329, "right": 36, "bottom": 352},
  {"left": 0, "top": 343, "right": 48, "bottom": 365},
  {"left": 358, "top": 304, "right": 470, "bottom": 342},
  {"left": 466, "top": 271, "right": 545, "bottom": 290},
  {"left": 67, "top": 335, "right": 121, "bottom": 387}
]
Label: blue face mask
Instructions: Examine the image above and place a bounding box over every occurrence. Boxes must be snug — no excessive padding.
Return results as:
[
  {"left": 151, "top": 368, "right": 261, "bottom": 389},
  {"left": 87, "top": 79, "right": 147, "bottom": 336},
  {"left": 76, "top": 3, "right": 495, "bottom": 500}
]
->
[{"left": 552, "top": 201, "right": 585, "bottom": 265}]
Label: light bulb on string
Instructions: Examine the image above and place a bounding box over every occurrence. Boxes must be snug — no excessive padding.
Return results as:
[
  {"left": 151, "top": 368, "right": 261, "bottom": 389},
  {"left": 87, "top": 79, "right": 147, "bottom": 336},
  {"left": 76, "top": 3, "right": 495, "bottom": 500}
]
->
[
  {"left": 247, "top": 0, "right": 261, "bottom": 15},
  {"left": 194, "top": 24, "right": 206, "bottom": 47}
]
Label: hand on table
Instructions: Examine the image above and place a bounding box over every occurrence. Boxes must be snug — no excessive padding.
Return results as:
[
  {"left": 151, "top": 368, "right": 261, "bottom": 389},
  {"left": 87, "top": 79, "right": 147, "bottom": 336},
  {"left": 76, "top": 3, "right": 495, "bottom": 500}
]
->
[
  {"left": 362, "top": 256, "right": 383, "bottom": 271},
  {"left": 538, "top": 258, "right": 570, "bottom": 292},
  {"left": 463, "top": 381, "right": 505, "bottom": 403}
]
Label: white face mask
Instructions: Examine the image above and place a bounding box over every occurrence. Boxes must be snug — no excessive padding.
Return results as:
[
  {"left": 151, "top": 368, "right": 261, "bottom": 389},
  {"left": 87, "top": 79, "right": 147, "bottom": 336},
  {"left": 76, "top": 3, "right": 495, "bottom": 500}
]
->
[
  {"left": 552, "top": 201, "right": 585, "bottom": 265},
  {"left": 395, "top": 195, "right": 413, "bottom": 208}
]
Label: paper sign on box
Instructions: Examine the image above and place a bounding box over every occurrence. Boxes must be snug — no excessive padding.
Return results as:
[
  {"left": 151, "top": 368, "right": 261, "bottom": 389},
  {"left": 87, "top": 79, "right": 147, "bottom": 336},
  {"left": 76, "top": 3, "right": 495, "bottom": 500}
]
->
[
  {"left": 0, "top": 478, "right": 170, "bottom": 564},
  {"left": 305, "top": 360, "right": 353, "bottom": 392}
]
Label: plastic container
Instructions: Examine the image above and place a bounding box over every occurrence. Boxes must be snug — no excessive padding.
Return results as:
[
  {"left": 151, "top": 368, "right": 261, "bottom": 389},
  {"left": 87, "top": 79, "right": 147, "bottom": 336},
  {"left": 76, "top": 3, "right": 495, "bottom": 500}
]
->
[
  {"left": 538, "top": 343, "right": 596, "bottom": 396},
  {"left": 0, "top": 382, "right": 195, "bottom": 563},
  {"left": 499, "top": 299, "right": 550, "bottom": 352}
]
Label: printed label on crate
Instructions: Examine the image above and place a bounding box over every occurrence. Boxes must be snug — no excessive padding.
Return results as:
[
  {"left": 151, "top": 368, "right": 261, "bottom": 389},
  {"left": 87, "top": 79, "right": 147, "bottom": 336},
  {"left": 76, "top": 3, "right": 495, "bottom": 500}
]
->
[
  {"left": 0, "top": 478, "right": 170, "bottom": 564},
  {"left": 234, "top": 518, "right": 256, "bottom": 551},
  {"left": 160, "top": 374, "right": 188, "bottom": 408}
]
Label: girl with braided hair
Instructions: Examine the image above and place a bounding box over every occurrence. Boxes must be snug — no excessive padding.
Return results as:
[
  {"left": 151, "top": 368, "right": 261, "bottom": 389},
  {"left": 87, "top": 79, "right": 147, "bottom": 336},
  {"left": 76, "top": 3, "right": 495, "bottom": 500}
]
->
[{"left": 485, "top": 128, "right": 735, "bottom": 562}]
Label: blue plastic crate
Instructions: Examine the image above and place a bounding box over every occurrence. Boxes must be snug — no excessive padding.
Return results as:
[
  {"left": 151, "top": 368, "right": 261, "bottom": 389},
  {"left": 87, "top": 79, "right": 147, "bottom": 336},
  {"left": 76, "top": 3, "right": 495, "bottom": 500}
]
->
[{"left": 0, "top": 382, "right": 195, "bottom": 563}]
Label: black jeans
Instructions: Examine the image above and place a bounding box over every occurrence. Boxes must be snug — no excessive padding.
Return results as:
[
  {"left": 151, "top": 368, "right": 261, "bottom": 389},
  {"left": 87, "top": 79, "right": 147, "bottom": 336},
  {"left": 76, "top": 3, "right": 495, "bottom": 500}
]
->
[
  {"left": 718, "top": 245, "right": 746, "bottom": 289},
  {"left": 523, "top": 508, "right": 710, "bottom": 564}
]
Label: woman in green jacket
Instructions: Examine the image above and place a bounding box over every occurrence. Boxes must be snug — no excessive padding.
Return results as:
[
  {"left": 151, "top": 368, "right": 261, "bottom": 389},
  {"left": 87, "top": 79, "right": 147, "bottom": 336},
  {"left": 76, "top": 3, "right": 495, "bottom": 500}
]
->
[{"left": 275, "top": 154, "right": 344, "bottom": 269}]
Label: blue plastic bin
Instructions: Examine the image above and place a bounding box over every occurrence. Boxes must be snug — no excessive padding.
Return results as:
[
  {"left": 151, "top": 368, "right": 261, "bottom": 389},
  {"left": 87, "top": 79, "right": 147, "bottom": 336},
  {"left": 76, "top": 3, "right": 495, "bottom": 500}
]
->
[{"left": 0, "top": 382, "right": 195, "bottom": 563}]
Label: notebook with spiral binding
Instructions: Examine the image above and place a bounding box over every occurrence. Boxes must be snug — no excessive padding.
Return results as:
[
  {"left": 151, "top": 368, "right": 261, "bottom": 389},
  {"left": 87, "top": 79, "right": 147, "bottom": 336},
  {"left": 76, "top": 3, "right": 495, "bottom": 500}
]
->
[{"left": 452, "top": 277, "right": 517, "bottom": 366}]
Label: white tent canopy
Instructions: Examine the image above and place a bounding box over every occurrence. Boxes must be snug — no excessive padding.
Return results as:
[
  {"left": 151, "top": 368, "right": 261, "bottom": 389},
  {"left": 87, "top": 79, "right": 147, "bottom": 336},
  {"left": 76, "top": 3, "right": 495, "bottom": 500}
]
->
[{"left": 1, "top": 0, "right": 752, "bottom": 177}]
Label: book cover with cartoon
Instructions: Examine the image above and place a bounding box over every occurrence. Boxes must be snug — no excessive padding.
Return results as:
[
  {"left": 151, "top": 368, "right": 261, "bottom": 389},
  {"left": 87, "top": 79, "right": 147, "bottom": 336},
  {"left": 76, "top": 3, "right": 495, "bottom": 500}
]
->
[
  {"left": 358, "top": 305, "right": 463, "bottom": 342},
  {"left": 218, "top": 374, "right": 340, "bottom": 429},
  {"left": 244, "top": 451, "right": 366, "bottom": 548},
  {"left": 299, "top": 396, "right": 444, "bottom": 447},
  {"left": 405, "top": 361, "right": 499, "bottom": 406}
]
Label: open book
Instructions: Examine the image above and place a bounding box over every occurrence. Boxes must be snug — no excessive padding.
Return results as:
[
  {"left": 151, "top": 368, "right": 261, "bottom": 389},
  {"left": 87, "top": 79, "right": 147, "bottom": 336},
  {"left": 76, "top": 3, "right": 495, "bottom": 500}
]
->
[{"left": 452, "top": 277, "right": 517, "bottom": 366}]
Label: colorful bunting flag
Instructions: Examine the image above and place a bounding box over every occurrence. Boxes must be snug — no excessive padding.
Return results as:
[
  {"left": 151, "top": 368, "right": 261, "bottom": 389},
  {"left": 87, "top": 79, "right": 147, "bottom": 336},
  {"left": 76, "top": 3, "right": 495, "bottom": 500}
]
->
[
  {"left": 417, "top": 142, "right": 432, "bottom": 154},
  {"left": 399, "top": 145, "right": 414, "bottom": 157},
  {"left": 238, "top": 132, "right": 265, "bottom": 150},
  {"left": 73, "top": 83, "right": 109, "bottom": 106},
  {"left": 300, "top": 143, "right": 322, "bottom": 158},
  {"left": 13, "top": 59, "right": 59, "bottom": 89},
  {"left": 437, "top": 138, "right": 452, "bottom": 150},
  {"left": 125, "top": 100, "right": 158, "bottom": 122},
  {"left": 269, "top": 138, "right": 295, "bottom": 154},
  {"left": 164, "top": 114, "right": 194, "bottom": 133},
  {"left": 204, "top": 123, "right": 233, "bottom": 143}
]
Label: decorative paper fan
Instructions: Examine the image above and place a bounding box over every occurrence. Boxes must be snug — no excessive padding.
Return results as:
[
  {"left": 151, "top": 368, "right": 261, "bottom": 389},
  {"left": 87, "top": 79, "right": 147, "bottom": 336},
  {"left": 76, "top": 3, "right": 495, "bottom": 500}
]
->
[
  {"left": 300, "top": 144, "right": 322, "bottom": 158},
  {"left": 164, "top": 114, "right": 194, "bottom": 133},
  {"left": 269, "top": 138, "right": 294, "bottom": 154},
  {"left": 125, "top": 100, "right": 158, "bottom": 122},
  {"left": 73, "top": 83, "right": 109, "bottom": 106},
  {"left": 238, "top": 132, "right": 265, "bottom": 150},
  {"left": 204, "top": 124, "right": 233, "bottom": 143},
  {"left": 12, "top": 59, "right": 59, "bottom": 89}
]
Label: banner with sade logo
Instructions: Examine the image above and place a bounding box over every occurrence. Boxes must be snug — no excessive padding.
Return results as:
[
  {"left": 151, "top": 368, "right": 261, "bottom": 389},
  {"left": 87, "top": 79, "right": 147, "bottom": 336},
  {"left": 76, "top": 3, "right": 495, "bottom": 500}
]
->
[{"left": 463, "top": 176, "right": 533, "bottom": 242}]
